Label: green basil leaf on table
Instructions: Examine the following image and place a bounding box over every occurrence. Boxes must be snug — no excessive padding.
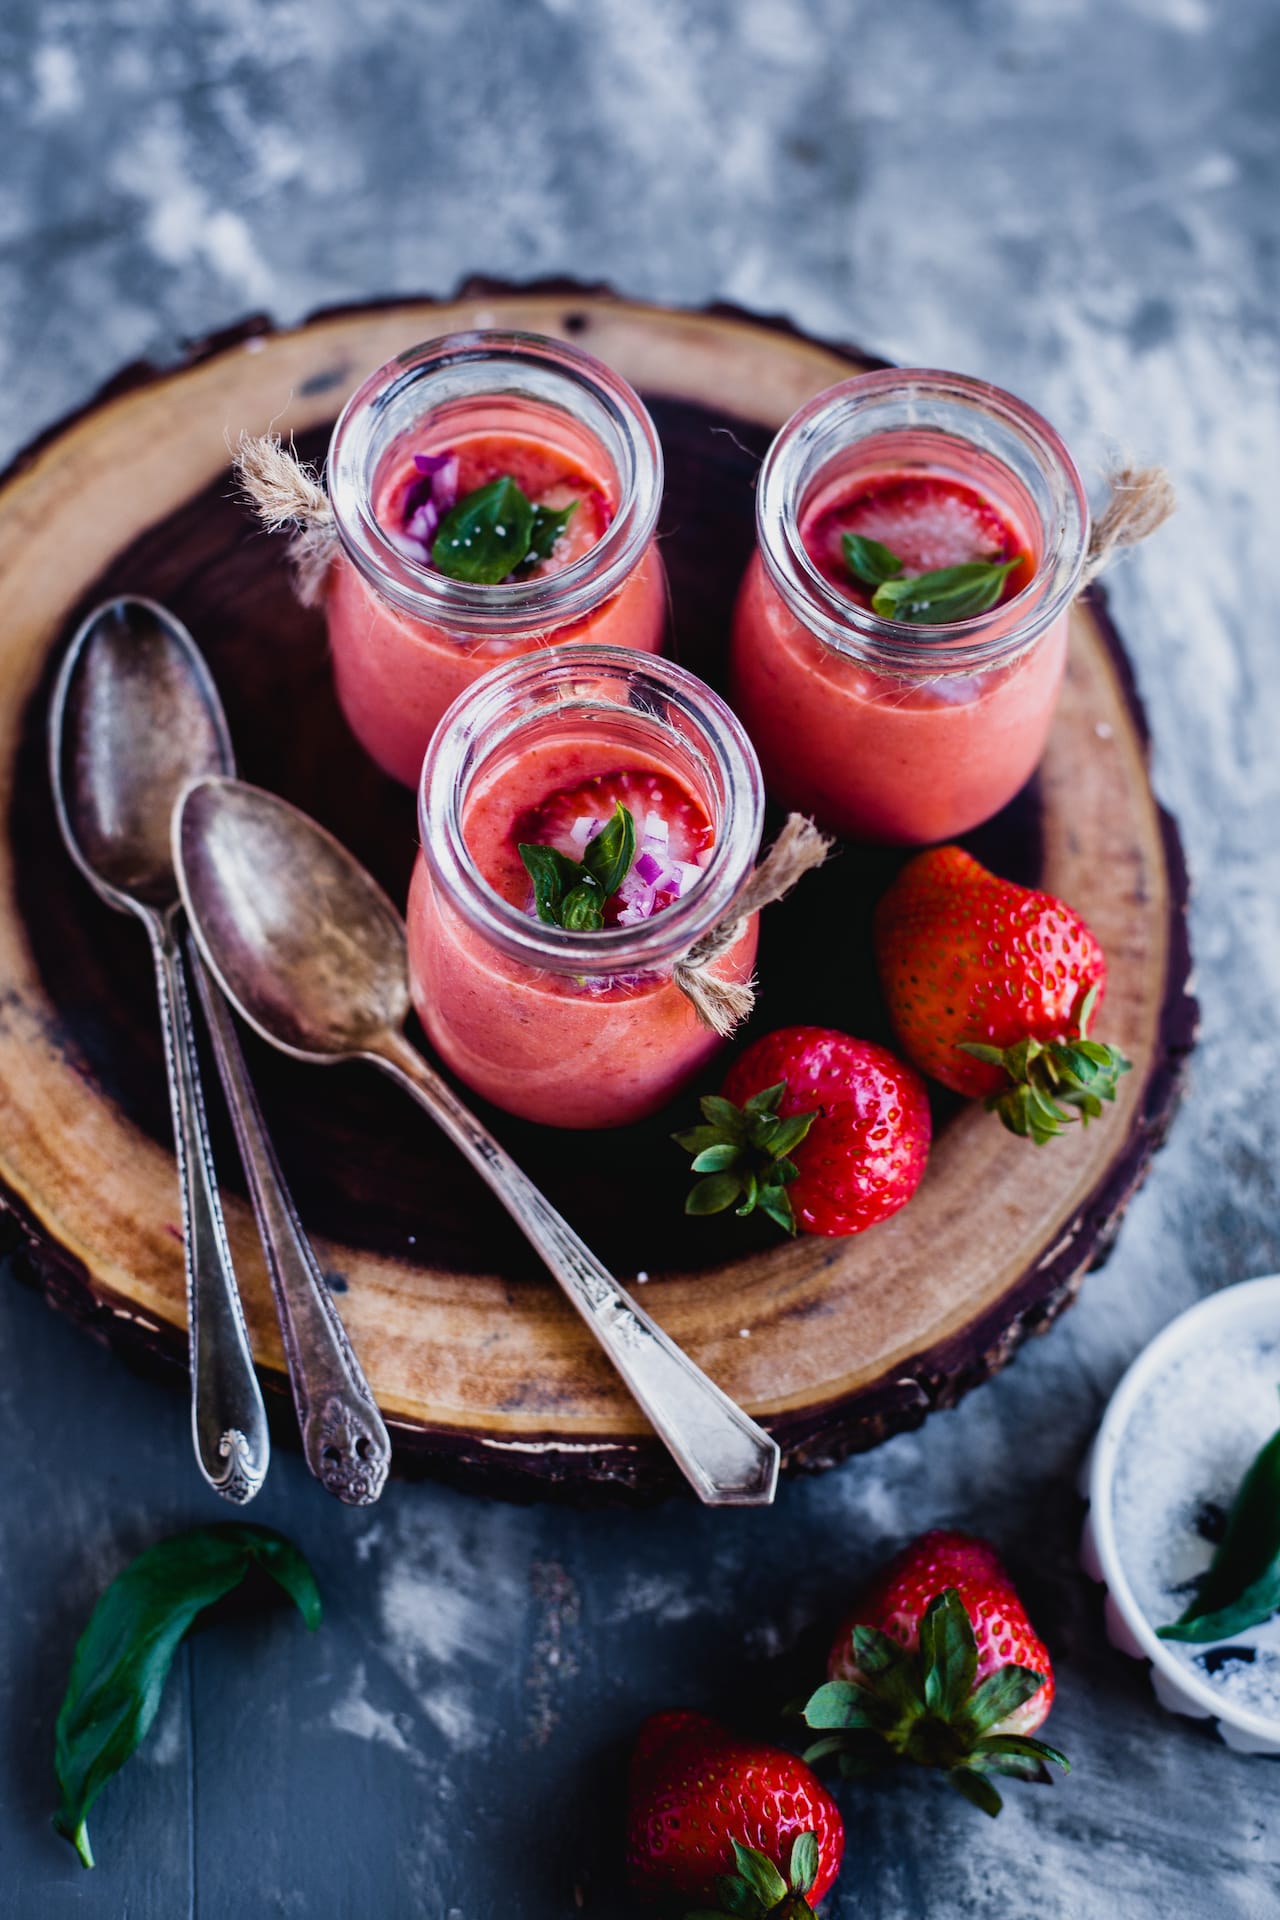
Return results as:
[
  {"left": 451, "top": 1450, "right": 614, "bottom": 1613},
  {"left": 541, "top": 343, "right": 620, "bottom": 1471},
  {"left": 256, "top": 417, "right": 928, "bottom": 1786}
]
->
[
  {"left": 432, "top": 475, "right": 536, "bottom": 583},
  {"left": 53, "top": 1523, "right": 321, "bottom": 1869},
  {"left": 1159, "top": 1406, "right": 1280, "bottom": 1643}
]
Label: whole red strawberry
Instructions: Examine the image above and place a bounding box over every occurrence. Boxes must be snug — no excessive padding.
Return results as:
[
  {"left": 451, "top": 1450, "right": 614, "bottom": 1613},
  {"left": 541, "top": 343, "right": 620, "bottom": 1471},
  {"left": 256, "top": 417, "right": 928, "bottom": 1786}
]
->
[
  {"left": 674, "top": 1026, "right": 930, "bottom": 1236},
  {"left": 874, "top": 846, "right": 1130, "bottom": 1144},
  {"left": 803, "top": 1530, "right": 1068, "bottom": 1817},
  {"left": 625, "top": 1710, "right": 844, "bottom": 1914}
]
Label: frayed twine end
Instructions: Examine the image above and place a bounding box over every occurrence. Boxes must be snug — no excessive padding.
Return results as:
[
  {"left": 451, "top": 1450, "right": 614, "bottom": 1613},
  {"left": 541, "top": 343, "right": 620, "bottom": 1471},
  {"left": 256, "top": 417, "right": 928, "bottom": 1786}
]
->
[
  {"left": 674, "top": 814, "right": 832, "bottom": 1036},
  {"left": 234, "top": 433, "right": 338, "bottom": 608},
  {"left": 1082, "top": 463, "right": 1176, "bottom": 586}
]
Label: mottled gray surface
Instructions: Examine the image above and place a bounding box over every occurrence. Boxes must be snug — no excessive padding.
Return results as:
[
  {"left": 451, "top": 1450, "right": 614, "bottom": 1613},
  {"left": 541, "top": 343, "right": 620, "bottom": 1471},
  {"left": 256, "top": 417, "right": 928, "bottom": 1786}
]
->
[{"left": 2, "top": 0, "right": 1278, "bottom": 1915}]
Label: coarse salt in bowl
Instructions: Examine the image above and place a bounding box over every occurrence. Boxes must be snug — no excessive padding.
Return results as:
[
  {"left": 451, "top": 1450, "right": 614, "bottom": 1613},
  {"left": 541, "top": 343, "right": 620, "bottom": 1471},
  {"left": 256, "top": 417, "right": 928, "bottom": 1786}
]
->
[{"left": 1081, "top": 1274, "right": 1280, "bottom": 1754}]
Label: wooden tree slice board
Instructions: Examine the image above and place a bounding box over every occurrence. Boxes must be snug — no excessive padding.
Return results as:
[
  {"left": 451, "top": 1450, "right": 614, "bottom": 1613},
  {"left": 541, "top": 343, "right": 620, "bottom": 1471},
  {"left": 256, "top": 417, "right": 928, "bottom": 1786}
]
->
[{"left": 0, "top": 287, "right": 1196, "bottom": 1501}]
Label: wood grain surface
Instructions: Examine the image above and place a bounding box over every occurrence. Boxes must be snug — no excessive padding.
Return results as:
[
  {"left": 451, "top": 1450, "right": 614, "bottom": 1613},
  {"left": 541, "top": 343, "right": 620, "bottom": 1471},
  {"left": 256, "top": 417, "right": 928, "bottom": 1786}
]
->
[{"left": 0, "top": 291, "right": 1196, "bottom": 1498}]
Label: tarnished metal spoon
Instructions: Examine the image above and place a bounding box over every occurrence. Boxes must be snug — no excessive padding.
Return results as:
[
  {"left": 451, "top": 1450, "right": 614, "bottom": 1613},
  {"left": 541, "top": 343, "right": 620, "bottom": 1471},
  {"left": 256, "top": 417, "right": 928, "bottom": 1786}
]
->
[
  {"left": 174, "top": 775, "right": 781, "bottom": 1508},
  {"left": 49, "top": 598, "right": 270, "bottom": 1502},
  {"left": 50, "top": 598, "right": 390, "bottom": 1505}
]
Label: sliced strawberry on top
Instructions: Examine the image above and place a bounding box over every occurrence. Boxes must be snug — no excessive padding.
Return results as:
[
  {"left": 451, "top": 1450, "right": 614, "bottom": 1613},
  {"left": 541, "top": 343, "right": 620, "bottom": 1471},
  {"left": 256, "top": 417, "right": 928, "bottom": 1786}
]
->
[
  {"left": 512, "top": 767, "right": 714, "bottom": 927},
  {"left": 803, "top": 472, "right": 1032, "bottom": 602}
]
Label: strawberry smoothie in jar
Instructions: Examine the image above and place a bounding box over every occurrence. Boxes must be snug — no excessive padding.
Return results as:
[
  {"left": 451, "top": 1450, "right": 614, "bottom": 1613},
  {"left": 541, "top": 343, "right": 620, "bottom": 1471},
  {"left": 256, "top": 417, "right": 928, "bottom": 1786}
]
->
[
  {"left": 324, "top": 331, "right": 667, "bottom": 787},
  {"left": 408, "top": 646, "right": 764, "bottom": 1129},
  {"left": 730, "top": 369, "right": 1089, "bottom": 844}
]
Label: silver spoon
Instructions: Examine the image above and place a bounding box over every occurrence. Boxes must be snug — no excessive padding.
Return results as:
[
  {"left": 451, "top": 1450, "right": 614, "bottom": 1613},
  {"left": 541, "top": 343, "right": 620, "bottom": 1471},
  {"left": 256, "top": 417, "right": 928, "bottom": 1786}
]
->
[
  {"left": 174, "top": 775, "right": 782, "bottom": 1507},
  {"left": 51, "top": 598, "right": 391, "bottom": 1504},
  {"left": 49, "top": 598, "right": 270, "bottom": 1502}
]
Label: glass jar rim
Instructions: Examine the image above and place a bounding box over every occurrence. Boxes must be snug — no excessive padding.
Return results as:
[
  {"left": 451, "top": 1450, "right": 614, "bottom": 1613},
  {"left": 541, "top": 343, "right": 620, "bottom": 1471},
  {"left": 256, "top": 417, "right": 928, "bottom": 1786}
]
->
[
  {"left": 327, "top": 330, "right": 663, "bottom": 636},
  {"left": 756, "top": 366, "right": 1090, "bottom": 673},
  {"left": 418, "top": 643, "right": 764, "bottom": 975}
]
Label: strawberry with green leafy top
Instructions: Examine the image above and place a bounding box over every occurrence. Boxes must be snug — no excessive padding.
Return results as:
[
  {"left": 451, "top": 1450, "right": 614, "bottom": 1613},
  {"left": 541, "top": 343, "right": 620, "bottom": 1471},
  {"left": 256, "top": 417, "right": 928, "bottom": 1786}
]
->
[
  {"left": 625, "top": 1710, "right": 844, "bottom": 1914},
  {"left": 874, "top": 846, "right": 1130, "bottom": 1144},
  {"left": 674, "top": 1026, "right": 930, "bottom": 1236},
  {"left": 802, "top": 1530, "right": 1068, "bottom": 1818}
]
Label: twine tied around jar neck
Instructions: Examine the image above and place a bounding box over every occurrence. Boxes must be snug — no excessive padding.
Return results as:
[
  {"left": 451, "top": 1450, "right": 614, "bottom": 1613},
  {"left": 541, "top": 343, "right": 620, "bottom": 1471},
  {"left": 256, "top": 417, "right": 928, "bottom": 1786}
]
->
[
  {"left": 673, "top": 813, "right": 831, "bottom": 1037},
  {"left": 1081, "top": 463, "right": 1176, "bottom": 585},
  {"left": 235, "top": 434, "right": 338, "bottom": 607}
]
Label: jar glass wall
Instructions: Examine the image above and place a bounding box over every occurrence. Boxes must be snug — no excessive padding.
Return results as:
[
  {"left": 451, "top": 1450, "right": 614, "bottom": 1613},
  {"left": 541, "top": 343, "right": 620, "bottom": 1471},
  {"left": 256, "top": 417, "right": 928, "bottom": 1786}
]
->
[
  {"left": 729, "top": 369, "right": 1089, "bottom": 844},
  {"left": 325, "top": 331, "right": 667, "bottom": 788},
  {"left": 408, "top": 645, "right": 764, "bottom": 1129}
]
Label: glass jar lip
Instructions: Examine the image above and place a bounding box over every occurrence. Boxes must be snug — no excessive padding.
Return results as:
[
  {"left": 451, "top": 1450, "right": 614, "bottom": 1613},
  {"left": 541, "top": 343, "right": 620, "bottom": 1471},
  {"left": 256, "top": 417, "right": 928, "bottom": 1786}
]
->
[
  {"left": 418, "top": 643, "right": 765, "bottom": 975},
  {"left": 327, "top": 329, "right": 664, "bottom": 636},
  {"left": 756, "top": 366, "right": 1090, "bottom": 672}
]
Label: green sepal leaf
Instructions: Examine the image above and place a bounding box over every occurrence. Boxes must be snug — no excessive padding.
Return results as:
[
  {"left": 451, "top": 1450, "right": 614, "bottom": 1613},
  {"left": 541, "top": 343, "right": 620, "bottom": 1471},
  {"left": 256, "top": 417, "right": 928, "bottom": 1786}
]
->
[
  {"left": 731, "top": 1840, "right": 789, "bottom": 1906},
  {"left": 53, "top": 1525, "right": 320, "bottom": 1869},
  {"left": 432, "top": 474, "right": 535, "bottom": 583},
  {"left": 958, "top": 1029, "right": 1132, "bottom": 1146},
  {"left": 949, "top": 1766, "right": 1005, "bottom": 1817},
  {"left": 842, "top": 532, "right": 904, "bottom": 588},
  {"left": 960, "top": 1663, "right": 1046, "bottom": 1737},
  {"left": 690, "top": 1143, "right": 743, "bottom": 1174},
  {"left": 919, "top": 1589, "right": 979, "bottom": 1721},
  {"left": 973, "top": 1733, "right": 1070, "bottom": 1778},
  {"left": 685, "top": 1172, "right": 745, "bottom": 1215},
  {"left": 700, "top": 1094, "right": 752, "bottom": 1135},
  {"left": 871, "top": 558, "right": 1021, "bottom": 624},
  {"left": 527, "top": 499, "right": 575, "bottom": 564},
  {"left": 581, "top": 800, "right": 635, "bottom": 899},
  {"left": 711, "top": 1874, "right": 765, "bottom": 1919},
  {"left": 1158, "top": 1419, "right": 1280, "bottom": 1642},
  {"left": 850, "top": 1623, "right": 905, "bottom": 1676},
  {"left": 757, "top": 1188, "right": 797, "bottom": 1235},
  {"left": 674, "top": 1078, "right": 817, "bottom": 1237},
  {"left": 789, "top": 1831, "right": 819, "bottom": 1896},
  {"left": 803, "top": 1678, "right": 892, "bottom": 1731}
]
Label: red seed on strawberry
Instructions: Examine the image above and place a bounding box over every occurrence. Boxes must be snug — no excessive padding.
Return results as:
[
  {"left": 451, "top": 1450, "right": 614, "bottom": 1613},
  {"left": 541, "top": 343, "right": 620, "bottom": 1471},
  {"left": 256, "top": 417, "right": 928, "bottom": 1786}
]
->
[
  {"left": 625, "top": 1709, "right": 844, "bottom": 1913},
  {"left": 674, "top": 1025, "right": 930, "bottom": 1237},
  {"left": 803, "top": 1530, "right": 1069, "bottom": 1818},
  {"left": 874, "top": 846, "right": 1130, "bottom": 1145}
]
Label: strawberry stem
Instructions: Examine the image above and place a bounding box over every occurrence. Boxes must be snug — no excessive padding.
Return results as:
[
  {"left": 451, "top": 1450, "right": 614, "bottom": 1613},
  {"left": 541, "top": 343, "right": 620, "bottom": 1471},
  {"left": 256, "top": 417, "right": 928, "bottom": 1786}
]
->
[
  {"left": 673, "top": 1083, "right": 816, "bottom": 1235},
  {"left": 957, "top": 987, "right": 1131, "bottom": 1146}
]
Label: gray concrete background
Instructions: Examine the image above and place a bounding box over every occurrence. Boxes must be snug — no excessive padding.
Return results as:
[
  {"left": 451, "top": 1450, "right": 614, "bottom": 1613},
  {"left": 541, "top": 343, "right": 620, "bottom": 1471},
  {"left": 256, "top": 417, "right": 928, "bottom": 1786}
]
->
[{"left": 1, "top": 1, "right": 1278, "bottom": 1915}]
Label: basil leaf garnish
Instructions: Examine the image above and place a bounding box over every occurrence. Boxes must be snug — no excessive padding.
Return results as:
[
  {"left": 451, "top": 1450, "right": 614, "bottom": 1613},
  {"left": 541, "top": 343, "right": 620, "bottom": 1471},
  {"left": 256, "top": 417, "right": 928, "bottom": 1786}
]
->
[
  {"left": 871, "top": 559, "right": 1021, "bottom": 624},
  {"left": 430, "top": 478, "right": 578, "bottom": 583},
  {"left": 842, "top": 532, "right": 904, "bottom": 588},
  {"left": 527, "top": 500, "right": 575, "bottom": 565},
  {"left": 53, "top": 1524, "right": 320, "bottom": 1868},
  {"left": 1159, "top": 1410, "right": 1280, "bottom": 1644},
  {"left": 432, "top": 475, "right": 535, "bottom": 584},
  {"left": 517, "top": 802, "right": 637, "bottom": 931},
  {"left": 581, "top": 801, "right": 636, "bottom": 899},
  {"left": 518, "top": 843, "right": 581, "bottom": 927}
]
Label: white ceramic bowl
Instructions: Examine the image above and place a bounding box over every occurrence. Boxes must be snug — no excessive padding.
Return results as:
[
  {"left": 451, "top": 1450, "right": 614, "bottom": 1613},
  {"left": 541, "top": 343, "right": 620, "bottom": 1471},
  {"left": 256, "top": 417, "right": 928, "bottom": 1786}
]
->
[{"left": 1080, "top": 1273, "right": 1280, "bottom": 1754}]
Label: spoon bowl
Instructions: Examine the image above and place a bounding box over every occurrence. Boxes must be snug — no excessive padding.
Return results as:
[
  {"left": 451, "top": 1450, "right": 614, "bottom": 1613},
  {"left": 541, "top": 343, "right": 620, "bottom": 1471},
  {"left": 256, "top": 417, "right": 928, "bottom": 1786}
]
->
[
  {"left": 51, "top": 596, "right": 233, "bottom": 910},
  {"left": 175, "top": 775, "right": 411, "bottom": 1061}
]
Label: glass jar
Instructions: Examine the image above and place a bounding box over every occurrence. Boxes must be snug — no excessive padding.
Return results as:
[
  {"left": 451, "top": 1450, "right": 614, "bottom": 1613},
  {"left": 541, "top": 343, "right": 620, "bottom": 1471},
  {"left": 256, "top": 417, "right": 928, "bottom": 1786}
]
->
[
  {"left": 408, "top": 645, "right": 764, "bottom": 1129},
  {"left": 729, "top": 369, "right": 1089, "bottom": 844},
  {"left": 325, "top": 331, "right": 668, "bottom": 788}
]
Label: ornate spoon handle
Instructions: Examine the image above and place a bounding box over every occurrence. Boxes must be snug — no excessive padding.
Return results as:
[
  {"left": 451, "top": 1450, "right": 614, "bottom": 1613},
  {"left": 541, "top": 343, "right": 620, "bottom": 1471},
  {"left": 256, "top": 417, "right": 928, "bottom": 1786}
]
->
[
  {"left": 148, "top": 915, "right": 269, "bottom": 1503},
  {"left": 191, "top": 947, "right": 391, "bottom": 1505},
  {"left": 373, "top": 1030, "right": 779, "bottom": 1507}
]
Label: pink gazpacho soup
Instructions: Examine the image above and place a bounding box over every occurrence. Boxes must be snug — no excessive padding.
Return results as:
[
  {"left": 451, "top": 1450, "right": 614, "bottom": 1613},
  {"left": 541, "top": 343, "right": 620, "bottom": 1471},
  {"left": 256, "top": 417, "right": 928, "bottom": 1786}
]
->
[
  {"left": 408, "top": 739, "right": 757, "bottom": 1130},
  {"left": 730, "top": 371, "right": 1089, "bottom": 844}
]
